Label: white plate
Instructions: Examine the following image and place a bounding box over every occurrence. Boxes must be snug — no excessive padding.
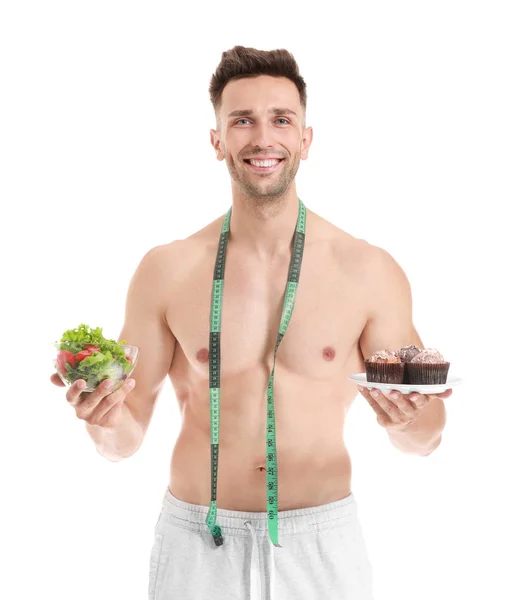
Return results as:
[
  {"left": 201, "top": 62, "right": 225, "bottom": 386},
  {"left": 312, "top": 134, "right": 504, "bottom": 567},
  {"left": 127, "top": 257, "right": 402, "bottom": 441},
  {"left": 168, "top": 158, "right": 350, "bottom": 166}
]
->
[{"left": 348, "top": 373, "right": 463, "bottom": 395}]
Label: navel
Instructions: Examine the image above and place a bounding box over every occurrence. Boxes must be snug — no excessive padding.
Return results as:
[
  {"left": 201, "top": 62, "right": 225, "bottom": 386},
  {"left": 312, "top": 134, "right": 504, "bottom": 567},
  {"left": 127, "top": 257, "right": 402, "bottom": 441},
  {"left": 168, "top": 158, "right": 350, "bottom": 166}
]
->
[
  {"left": 322, "top": 346, "right": 336, "bottom": 361},
  {"left": 196, "top": 347, "right": 209, "bottom": 362}
]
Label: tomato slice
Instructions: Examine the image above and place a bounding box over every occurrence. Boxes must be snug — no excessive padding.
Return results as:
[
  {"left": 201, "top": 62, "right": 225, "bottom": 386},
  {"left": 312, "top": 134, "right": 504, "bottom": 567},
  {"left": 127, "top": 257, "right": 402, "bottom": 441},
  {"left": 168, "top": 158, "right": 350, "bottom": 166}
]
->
[
  {"left": 126, "top": 356, "right": 132, "bottom": 363},
  {"left": 57, "top": 350, "right": 76, "bottom": 375},
  {"left": 84, "top": 345, "right": 101, "bottom": 353},
  {"left": 76, "top": 349, "right": 93, "bottom": 362}
]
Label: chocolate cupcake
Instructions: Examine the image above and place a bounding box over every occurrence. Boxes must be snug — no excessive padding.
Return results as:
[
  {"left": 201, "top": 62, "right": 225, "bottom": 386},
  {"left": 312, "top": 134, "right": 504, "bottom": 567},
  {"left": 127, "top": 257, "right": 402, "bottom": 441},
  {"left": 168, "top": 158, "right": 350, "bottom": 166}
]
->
[
  {"left": 396, "top": 345, "right": 423, "bottom": 383},
  {"left": 365, "top": 350, "right": 404, "bottom": 384},
  {"left": 406, "top": 348, "right": 450, "bottom": 384}
]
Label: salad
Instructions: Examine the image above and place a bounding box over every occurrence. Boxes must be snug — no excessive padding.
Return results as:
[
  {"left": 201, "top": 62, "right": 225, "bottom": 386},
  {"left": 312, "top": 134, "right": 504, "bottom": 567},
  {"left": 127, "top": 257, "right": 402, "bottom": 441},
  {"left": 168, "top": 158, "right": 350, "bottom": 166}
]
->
[{"left": 55, "top": 323, "right": 136, "bottom": 390}]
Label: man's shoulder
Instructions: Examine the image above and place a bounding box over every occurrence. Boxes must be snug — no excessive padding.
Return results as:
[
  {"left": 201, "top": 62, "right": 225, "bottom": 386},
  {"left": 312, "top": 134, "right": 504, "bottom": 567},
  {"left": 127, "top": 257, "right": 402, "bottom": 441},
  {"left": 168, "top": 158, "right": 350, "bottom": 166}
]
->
[
  {"left": 149, "top": 214, "right": 223, "bottom": 255},
  {"left": 308, "top": 208, "right": 365, "bottom": 247},
  {"left": 185, "top": 214, "right": 225, "bottom": 247},
  {"left": 141, "top": 216, "right": 223, "bottom": 283},
  {"left": 339, "top": 234, "right": 407, "bottom": 294},
  {"left": 312, "top": 211, "right": 396, "bottom": 281},
  {"left": 310, "top": 209, "right": 372, "bottom": 268}
]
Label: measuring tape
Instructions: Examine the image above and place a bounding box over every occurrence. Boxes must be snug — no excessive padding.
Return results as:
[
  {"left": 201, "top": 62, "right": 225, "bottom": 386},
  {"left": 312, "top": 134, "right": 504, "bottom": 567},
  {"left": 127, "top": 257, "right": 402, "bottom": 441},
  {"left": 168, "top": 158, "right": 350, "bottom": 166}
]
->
[{"left": 205, "top": 198, "right": 307, "bottom": 548}]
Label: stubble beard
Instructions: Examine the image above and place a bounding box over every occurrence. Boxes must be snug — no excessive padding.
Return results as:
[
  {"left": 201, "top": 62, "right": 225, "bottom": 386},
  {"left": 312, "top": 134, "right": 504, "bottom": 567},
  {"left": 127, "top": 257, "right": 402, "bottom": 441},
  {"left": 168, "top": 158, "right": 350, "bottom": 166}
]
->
[{"left": 226, "top": 152, "right": 300, "bottom": 212}]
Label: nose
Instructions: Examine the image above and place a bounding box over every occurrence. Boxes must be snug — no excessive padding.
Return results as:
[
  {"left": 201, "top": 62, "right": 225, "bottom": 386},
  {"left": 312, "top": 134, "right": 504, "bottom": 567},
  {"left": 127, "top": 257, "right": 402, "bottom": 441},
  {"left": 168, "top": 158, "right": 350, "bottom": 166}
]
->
[{"left": 248, "top": 121, "right": 276, "bottom": 150}]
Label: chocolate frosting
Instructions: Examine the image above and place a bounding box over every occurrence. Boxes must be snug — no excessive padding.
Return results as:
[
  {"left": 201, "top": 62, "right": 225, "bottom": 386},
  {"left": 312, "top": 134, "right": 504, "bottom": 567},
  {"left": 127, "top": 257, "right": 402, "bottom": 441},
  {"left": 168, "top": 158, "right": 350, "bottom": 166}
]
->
[{"left": 397, "top": 345, "right": 422, "bottom": 363}]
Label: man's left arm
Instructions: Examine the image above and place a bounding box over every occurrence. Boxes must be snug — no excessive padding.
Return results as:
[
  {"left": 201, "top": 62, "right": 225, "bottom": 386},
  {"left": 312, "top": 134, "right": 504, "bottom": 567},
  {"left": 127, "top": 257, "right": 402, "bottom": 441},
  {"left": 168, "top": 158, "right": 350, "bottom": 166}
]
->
[{"left": 357, "top": 245, "right": 452, "bottom": 456}]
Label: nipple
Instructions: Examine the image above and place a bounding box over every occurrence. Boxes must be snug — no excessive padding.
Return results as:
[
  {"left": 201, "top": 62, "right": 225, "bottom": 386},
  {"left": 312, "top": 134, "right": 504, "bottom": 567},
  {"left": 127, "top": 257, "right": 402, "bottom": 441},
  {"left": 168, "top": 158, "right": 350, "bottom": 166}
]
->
[
  {"left": 322, "top": 346, "right": 336, "bottom": 361},
  {"left": 196, "top": 348, "right": 209, "bottom": 362}
]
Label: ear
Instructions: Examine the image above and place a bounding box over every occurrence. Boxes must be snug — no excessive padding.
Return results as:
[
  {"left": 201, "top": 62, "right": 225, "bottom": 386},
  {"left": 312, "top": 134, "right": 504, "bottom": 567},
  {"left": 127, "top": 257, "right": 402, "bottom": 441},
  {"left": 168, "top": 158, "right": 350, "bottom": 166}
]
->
[
  {"left": 210, "top": 129, "right": 224, "bottom": 161},
  {"left": 300, "top": 126, "right": 313, "bottom": 160}
]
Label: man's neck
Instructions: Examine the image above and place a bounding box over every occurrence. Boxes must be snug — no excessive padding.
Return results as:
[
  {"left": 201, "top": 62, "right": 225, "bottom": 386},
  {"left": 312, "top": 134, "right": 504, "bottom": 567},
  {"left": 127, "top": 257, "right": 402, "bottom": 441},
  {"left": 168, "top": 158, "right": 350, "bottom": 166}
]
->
[{"left": 228, "top": 189, "right": 301, "bottom": 259}]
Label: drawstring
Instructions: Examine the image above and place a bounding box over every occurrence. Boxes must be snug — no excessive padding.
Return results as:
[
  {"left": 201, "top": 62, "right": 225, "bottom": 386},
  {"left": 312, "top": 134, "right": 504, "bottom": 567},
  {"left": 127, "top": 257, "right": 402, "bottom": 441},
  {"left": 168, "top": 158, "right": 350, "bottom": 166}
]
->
[
  {"left": 269, "top": 532, "right": 276, "bottom": 599},
  {"left": 244, "top": 520, "right": 277, "bottom": 600},
  {"left": 244, "top": 521, "right": 261, "bottom": 599}
]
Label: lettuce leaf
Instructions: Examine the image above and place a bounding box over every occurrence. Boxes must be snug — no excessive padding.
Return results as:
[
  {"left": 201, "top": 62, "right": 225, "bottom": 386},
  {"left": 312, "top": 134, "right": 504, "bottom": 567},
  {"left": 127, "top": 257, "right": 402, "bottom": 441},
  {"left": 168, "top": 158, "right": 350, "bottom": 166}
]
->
[{"left": 57, "top": 324, "right": 132, "bottom": 386}]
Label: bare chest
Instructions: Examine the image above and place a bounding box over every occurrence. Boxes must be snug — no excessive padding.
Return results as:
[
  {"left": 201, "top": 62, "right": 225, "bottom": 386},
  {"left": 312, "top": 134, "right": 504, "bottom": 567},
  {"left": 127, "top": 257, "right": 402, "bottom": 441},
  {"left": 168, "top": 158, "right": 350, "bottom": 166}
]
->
[{"left": 165, "top": 239, "right": 368, "bottom": 382}]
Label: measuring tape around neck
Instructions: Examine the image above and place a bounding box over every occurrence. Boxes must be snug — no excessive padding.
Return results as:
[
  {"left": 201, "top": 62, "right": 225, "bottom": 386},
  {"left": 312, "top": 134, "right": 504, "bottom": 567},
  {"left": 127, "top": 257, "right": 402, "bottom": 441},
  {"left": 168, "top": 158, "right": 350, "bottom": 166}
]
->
[{"left": 205, "top": 198, "right": 307, "bottom": 548}]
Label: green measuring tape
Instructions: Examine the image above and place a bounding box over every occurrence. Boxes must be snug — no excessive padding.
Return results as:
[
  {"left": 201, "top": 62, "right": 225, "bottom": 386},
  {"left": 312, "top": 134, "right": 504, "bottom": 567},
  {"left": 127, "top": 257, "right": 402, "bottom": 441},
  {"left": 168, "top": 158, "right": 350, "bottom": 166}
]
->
[{"left": 205, "top": 198, "right": 307, "bottom": 548}]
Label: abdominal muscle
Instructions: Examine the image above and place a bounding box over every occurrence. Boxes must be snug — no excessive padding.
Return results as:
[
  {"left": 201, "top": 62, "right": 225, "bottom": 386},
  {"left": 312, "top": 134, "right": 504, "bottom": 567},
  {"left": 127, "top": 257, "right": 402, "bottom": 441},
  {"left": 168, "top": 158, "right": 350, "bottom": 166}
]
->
[{"left": 167, "top": 368, "right": 354, "bottom": 512}]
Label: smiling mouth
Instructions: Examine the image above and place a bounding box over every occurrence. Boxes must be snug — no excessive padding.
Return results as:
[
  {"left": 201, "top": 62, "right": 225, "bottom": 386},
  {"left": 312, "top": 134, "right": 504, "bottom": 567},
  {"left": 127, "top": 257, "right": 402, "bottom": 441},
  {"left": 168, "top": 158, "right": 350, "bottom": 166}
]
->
[{"left": 243, "top": 158, "right": 285, "bottom": 174}]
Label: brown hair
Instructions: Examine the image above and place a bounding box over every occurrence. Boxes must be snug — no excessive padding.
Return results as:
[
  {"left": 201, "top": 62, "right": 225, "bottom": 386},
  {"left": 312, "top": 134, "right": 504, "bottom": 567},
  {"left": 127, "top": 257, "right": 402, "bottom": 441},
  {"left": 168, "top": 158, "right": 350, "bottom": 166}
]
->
[{"left": 209, "top": 45, "right": 307, "bottom": 129}]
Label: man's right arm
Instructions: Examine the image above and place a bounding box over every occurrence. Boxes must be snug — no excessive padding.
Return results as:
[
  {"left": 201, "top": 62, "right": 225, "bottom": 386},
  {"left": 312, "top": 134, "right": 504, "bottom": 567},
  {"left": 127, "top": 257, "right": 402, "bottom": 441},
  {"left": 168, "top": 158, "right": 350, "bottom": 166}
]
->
[{"left": 86, "top": 244, "right": 177, "bottom": 461}]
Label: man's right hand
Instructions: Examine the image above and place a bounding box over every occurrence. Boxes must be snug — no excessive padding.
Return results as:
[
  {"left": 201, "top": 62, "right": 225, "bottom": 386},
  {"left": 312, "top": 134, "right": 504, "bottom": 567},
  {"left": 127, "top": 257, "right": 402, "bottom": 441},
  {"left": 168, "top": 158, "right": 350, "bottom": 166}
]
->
[{"left": 50, "top": 374, "right": 136, "bottom": 429}]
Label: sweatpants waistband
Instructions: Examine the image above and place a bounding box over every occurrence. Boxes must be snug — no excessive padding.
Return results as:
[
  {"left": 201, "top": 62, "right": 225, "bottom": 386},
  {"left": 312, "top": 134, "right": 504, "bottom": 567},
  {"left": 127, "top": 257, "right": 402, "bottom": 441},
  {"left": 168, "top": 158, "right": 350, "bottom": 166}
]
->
[{"left": 158, "top": 487, "right": 358, "bottom": 537}]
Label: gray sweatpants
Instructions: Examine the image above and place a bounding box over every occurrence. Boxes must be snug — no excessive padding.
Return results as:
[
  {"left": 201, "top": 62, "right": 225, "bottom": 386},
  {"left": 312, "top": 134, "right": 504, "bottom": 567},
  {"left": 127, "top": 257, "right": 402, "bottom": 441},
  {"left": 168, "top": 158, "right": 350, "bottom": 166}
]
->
[{"left": 149, "top": 487, "right": 374, "bottom": 599}]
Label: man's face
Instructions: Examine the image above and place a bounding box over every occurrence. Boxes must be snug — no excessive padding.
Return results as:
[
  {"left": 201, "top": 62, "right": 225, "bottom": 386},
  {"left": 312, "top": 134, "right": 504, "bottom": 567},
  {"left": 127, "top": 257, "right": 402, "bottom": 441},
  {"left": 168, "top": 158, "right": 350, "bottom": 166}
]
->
[{"left": 210, "top": 75, "right": 312, "bottom": 203}]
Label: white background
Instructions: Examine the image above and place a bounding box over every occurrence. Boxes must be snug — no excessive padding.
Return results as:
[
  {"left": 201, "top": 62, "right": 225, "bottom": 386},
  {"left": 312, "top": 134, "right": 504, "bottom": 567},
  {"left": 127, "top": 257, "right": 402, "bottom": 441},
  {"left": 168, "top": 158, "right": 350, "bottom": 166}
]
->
[{"left": 2, "top": 1, "right": 507, "bottom": 599}]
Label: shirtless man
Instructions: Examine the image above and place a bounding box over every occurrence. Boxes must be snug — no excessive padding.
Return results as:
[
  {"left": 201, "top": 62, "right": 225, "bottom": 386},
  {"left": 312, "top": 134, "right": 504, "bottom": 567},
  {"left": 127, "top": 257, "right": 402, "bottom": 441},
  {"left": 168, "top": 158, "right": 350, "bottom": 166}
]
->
[{"left": 51, "top": 46, "right": 452, "bottom": 599}]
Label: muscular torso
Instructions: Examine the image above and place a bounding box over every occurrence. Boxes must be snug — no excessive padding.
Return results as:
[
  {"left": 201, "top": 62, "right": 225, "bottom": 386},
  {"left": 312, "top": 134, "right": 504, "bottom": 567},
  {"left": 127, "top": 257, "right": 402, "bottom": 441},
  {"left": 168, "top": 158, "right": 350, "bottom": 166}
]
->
[{"left": 163, "top": 209, "right": 371, "bottom": 511}]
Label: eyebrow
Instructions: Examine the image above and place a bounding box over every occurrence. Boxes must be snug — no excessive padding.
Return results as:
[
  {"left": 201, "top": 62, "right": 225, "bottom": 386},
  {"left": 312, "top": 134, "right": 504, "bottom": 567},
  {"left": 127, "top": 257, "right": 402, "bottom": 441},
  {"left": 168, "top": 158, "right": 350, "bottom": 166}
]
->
[{"left": 227, "top": 107, "right": 298, "bottom": 119}]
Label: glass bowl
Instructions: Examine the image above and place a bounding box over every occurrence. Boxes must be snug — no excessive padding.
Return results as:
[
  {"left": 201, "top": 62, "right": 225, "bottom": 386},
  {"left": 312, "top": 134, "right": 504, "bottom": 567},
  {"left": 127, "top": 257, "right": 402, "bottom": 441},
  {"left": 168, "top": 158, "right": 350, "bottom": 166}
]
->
[{"left": 53, "top": 342, "right": 139, "bottom": 393}]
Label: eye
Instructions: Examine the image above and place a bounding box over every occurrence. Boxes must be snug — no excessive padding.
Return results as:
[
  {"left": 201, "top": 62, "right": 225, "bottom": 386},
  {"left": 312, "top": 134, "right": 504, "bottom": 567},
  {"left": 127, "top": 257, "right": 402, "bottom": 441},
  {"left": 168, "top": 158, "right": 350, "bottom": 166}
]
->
[{"left": 233, "top": 118, "right": 290, "bottom": 125}]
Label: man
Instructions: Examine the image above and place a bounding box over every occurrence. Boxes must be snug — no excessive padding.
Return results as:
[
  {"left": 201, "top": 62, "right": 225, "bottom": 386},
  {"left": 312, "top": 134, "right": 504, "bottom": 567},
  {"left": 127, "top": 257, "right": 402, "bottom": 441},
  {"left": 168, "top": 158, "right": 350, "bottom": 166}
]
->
[{"left": 51, "top": 46, "right": 452, "bottom": 599}]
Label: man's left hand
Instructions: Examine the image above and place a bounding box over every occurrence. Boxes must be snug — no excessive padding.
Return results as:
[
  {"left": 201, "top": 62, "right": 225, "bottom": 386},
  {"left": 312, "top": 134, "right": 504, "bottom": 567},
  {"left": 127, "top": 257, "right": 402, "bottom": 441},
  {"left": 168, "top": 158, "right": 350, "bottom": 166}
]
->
[{"left": 357, "top": 385, "right": 453, "bottom": 433}]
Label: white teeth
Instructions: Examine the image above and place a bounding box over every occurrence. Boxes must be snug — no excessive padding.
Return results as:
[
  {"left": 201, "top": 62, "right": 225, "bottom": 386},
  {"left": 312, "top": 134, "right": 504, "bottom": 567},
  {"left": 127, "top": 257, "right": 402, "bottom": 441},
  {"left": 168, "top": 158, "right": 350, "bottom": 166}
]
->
[{"left": 248, "top": 159, "right": 281, "bottom": 167}]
